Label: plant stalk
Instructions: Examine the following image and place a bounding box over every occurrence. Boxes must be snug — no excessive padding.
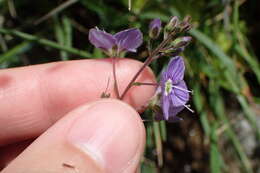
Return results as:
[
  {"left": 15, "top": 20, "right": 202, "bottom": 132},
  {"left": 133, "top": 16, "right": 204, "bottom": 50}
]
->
[
  {"left": 119, "top": 31, "right": 176, "bottom": 99},
  {"left": 112, "top": 57, "right": 120, "bottom": 98}
]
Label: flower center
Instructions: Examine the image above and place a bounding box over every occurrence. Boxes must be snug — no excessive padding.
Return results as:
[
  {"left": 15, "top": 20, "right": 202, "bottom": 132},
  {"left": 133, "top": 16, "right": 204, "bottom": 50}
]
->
[{"left": 164, "top": 79, "right": 173, "bottom": 96}]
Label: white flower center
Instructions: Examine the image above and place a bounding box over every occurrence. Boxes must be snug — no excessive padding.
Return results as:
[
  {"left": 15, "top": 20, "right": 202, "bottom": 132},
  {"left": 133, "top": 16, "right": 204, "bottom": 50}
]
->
[{"left": 164, "top": 79, "right": 173, "bottom": 96}]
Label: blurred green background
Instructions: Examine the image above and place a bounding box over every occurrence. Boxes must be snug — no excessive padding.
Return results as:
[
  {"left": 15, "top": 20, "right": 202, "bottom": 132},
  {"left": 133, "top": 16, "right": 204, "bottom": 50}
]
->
[{"left": 0, "top": 0, "right": 259, "bottom": 172}]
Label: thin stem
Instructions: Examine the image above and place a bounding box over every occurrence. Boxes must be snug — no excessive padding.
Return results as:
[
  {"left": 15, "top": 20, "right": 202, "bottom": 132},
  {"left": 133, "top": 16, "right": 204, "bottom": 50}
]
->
[
  {"left": 119, "top": 56, "right": 152, "bottom": 99},
  {"left": 112, "top": 57, "right": 120, "bottom": 98},
  {"left": 133, "top": 82, "right": 159, "bottom": 86},
  {"left": 128, "top": 0, "right": 131, "bottom": 11},
  {"left": 151, "top": 53, "right": 165, "bottom": 61},
  {"left": 120, "top": 30, "right": 176, "bottom": 99},
  {"left": 8, "top": 0, "right": 17, "bottom": 18},
  {"left": 147, "top": 39, "right": 152, "bottom": 56},
  {"left": 0, "top": 28, "right": 91, "bottom": 58},
  {"left": 34, "top": 0, "right": 78, "bottom": 25}
]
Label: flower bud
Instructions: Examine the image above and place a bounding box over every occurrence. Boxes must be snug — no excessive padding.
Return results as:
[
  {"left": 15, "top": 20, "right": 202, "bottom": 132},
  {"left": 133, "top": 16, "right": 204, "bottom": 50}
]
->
[
  {"left": 163, "top": 16, "right": 179, "bottom": 39},
  {"left": 171, "top": 47, "right": 185, "bottom": 57},
  {"left": 161, "top": 47, "right": 185, "bottom": 57},
  {"left": 183, "top": 15, "right": 192, "bottom": 23},
  {"left": 174, "top": 36, "right": 192, "bottom": 48},
  {"left": 179, "top": 16, "right": 192, "bottom": 32},
  {"left": 181, "top": 23, "right": 192, "bottom": 32},
  {"left": 166, "top": 16, "right": 179, "bottom": 30},
  {"left": 166, "top": 16, "right": 179, "bottom": 31},
  {"left": 149, "top": 18, "right": 162, "bottom": 39}
]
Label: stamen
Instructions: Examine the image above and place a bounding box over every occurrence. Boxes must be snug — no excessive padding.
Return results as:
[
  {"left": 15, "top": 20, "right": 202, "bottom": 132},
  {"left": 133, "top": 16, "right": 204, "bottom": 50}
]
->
[
  {"left": 174, "top": 94, "right": 194, "bottom": 113},
  {"left": 183, "top": 104, "right": 194, "bottom": 113},
  {"left": 173, "top": 85, "right": 193, "bottom": 94},
  {"left": 95, "top": 26, "right": 100, "bottom": 31}
]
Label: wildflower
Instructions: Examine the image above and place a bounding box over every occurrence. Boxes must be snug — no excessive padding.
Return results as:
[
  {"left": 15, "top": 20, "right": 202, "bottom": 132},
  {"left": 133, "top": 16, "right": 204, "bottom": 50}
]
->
[
  {"left": 88, "top": 27, "right": 143, "bottom": 56},
  {"left": 156, "top": 56, "right": 193, "bottom": 122},
  {"left": 149, "top": 18, "right": 162, "bottom": 39}
]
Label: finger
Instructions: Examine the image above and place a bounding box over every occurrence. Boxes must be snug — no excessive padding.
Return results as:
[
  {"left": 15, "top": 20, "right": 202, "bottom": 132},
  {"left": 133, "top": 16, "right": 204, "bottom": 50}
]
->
[
  {"left": 0, "top": 58, "right": 156, "bottom": 146},
  {"left": 2, "top": 99, "right": 146, "bottom": 173},
  {"left": 0, "top": 139, "right": 33, "bottom": 170}
]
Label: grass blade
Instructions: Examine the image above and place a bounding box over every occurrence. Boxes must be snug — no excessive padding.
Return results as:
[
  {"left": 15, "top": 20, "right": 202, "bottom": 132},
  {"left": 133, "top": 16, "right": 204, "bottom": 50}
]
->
[
  {"left": 0, "top": 41, "right": 32, "bottom": 64},
  {"left": 0, "top": 28, "right": 91, "bottom": 58}
]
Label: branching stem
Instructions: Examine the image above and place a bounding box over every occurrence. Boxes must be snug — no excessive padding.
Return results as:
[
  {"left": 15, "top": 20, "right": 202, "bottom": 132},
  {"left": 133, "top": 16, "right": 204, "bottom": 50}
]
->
[{"left": 119, "top": 30, "right": 177, "bottom": 100}]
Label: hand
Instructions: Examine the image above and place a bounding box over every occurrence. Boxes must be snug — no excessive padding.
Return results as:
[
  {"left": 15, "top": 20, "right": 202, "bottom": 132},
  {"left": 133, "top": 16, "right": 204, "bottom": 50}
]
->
[{"left": 0, "top": 58, "right": 156, "bottom": 173}]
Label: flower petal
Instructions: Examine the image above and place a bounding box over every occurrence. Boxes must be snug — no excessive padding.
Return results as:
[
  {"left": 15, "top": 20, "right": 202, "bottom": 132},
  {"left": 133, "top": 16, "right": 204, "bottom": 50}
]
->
[
  {"left": 170, "top": 80, "right": 189, "bottom": 107},
  {"left": 155, "top": 102, "right": 184, "bottom": 122},
  {"left": 166, "top": 56, "right": 185, "bottom": 82},
  {"left": 168, "top": 106, "right": 184, "bottom": 122},
  {"left": 162, "top": 95, "right": 170, "bottom": 120},
  {"left": 88, "top": 28, "right": 116, "bottom": 50},
  {"left": 160, "top": 69, "right": 169, "bottom": 90},
  {"left": 114, "top": 28, "right": 143, "bottom": 52},
  {"left": 168, "top": 115, "right": 183, "bottom": 122}
]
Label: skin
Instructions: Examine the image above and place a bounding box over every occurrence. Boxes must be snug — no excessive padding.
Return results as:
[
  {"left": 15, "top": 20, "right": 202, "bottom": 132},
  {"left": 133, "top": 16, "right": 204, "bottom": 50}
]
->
[{"left": 0, "top": 58, "right": 156, "bottom": 173}]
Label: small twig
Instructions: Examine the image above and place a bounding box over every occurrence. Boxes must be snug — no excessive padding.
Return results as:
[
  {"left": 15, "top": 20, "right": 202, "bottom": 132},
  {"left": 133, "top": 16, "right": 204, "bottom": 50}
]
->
[
  {"left": 34, "top": 0, "right": 78, "bottom": 25},
  {"left": 70, "top": 19, "right": 89, "bottom": 35},
  {"left": 112, "top": 57, "right": 120, "bottom": 98}
]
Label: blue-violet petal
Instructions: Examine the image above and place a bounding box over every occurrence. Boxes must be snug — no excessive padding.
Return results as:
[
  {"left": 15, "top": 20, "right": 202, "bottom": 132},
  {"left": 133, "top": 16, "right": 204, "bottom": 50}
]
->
[
  {"left": 88, "top": 28, "right": 116, "bottom": 50},
  {"left": 114, "top": 28, "right": 143, "bottom": 52}
]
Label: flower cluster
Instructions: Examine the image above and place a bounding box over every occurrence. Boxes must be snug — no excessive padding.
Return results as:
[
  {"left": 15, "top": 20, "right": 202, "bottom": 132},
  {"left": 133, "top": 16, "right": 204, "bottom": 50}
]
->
[{"left": 88, "top": 16, "right": 193, "bottom": 122}]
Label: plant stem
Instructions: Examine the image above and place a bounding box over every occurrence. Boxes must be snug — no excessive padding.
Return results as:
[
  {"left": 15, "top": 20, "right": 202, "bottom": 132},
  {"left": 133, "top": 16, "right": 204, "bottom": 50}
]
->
[
  {"left": 0, "top": 28, "right": 91, "bottom": 58},
  {"left": 34, "top": 0, "right": 78, "bottom": 25},
  {"left": 112, "top": 57, "right": 120, "bottom": 98},
  {"left": 120, "top": 31, "right": 175, "bottom": 99},
  {"left": 133, "top": 82, "right": 159, "bottom": 86}
]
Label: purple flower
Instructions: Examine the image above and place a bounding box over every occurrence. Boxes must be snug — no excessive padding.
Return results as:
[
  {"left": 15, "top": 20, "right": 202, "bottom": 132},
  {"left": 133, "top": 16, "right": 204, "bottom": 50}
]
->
[
  {"left": 156, "top": 56, "right": 193, "bottom": 122},
  {"left": 88, "top": 27, "right": 143, "bottom": 56},
  {"left": 149, "top": 18, "right": 162, "bottom": 39}
]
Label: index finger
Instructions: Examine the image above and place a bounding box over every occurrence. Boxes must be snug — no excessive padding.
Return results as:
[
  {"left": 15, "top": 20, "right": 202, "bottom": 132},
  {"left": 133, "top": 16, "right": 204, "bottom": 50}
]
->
[{"left": 0, "top": 58, "right": 156, "bottom": 146}]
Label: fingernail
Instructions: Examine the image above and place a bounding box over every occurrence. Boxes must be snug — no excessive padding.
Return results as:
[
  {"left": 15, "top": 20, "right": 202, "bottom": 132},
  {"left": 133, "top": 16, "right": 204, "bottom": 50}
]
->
[{"left": 67, "top": 99, "right": 144, "bottom": 172}]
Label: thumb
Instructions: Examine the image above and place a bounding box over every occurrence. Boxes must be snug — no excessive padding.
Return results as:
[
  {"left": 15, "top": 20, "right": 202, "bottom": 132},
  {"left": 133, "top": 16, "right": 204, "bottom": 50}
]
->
[{"left": 2, "top": 99, "right": 145, "bottom": 173}]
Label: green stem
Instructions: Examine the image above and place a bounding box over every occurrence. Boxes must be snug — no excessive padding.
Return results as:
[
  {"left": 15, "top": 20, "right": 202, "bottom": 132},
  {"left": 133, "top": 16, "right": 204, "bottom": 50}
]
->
[{"left": 0, "top": 28, "right": 91, "bottom": 58}]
